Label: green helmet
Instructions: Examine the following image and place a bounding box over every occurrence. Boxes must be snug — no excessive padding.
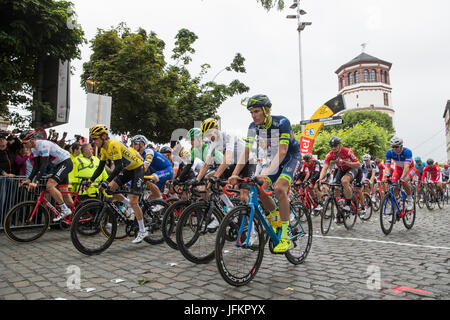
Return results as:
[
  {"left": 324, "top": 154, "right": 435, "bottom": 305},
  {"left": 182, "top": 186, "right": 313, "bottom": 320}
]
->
[{"left": 187, "top": 128, "right": 202, "bottom": 139}]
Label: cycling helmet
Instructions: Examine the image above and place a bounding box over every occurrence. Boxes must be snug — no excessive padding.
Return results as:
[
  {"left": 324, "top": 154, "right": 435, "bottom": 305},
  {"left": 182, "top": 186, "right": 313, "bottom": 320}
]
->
[
  {"left": 426, "top": 158, "right": 434, "bottom": 165},
  {"left": 89, "top": 124, "right": 108, "bottom": 137},
  {"left": 179, "top": 149, "right": 190, "bottom": 158},
  {"left": 414, "top": 157, "right": 422, "bottom": 162},
  {"left": 444, "top": 164, "right": 449, "bottom": 169},
  {"left": 363, "top": 154, "right": 371, "bottom": 161},
  {"left": 374, "top": 158, "right": 381, "bottom": 164},
  {"left": 131, "top": 135, "right": 148, "bottom": 145},
  {"left": 186, "top": 128, "right": 202, "bottom": 139},
  {"left": 19, "top": 130, "right": 36, "bottom": 142},
  {"left": 303, "top": 153, "right": 313, "bottom": 161},
  {"left": 390, "top": 136, "right": 403, "bottom": 147},
  {"left": 160, "top": 146, "right": 172, "bottom": 154},
  {"left": 201, "top": 118, "right": 219, "bottom": 135},
  {"left": 246, "top": 94, "right": 272, "bottom": 110},
  {"left": 329, "top": 136, "right": 341, "bottom": 147}
]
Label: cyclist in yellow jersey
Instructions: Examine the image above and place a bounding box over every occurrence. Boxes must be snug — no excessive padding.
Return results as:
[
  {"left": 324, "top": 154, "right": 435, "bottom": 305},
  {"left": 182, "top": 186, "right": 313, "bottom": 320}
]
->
[{"left": 88, "top": 125, "right": 148, "bottom": 244}]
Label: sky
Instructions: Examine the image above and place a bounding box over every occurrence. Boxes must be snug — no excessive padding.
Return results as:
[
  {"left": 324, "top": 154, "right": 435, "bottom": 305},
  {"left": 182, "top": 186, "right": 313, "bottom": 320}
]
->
[{"left": 30, "top": 0, "right": 450, "bottom": 162}]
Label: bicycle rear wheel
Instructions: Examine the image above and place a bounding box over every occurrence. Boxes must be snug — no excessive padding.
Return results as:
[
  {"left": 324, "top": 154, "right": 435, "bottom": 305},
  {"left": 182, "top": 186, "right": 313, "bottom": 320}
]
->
[
  {"left": 70, "top": 201, "right": 117, "bottom": 255},
  {"left": 3, "top": 201, "right": 50, "bottom": 243},
  {"left": 176, "top": 201, "right": 223, "bottom": 264},
  {"left": 359, "top": 194, "right": 373, "bottom": 221},
  {"left": 436, "top": 189, "right": 444, "bottom": 209},
  {"left": 215, "top": 205, "right": 264, "bottom": 286},
  {"left": 142, "top": 199, "right": 168, "bottom": 245},
  {"left": 372, "top": 190, "right": 381, "bottom": 211},
  {"left": 285, "top": 201, "right": 313, "bottom": 265},
  {"left": 162, "top": 200, "right": 190, "bottom": 250},
  {"left": 380, "top": 195, "right": 395, "bottom": 235}
]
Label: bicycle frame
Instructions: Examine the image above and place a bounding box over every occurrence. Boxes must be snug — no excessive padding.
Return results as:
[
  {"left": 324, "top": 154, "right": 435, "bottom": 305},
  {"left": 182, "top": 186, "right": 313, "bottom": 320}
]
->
[
  {"left": 384, "top": 183, "right": 412, "bottom": 218},
  {"left": 238, "top": 184, "right": 306, "bottom": 249},
  {"left": 28, "top": 189, "right": 81, "bottom": 224}
]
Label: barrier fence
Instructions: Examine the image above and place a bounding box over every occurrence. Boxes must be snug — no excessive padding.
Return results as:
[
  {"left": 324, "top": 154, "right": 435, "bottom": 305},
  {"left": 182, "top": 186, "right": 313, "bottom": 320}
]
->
[{"left": 0, "top": 176, "right": 51, "bottom": 229}]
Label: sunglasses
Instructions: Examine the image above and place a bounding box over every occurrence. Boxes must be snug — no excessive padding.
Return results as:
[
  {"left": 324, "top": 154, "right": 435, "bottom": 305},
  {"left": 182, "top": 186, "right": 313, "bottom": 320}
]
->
[
  {"left": 133, "top": 141, "right": 140, "bottom": 145},
  {"left": 392, "top": 145, "right": 401, "bottom": 149}
]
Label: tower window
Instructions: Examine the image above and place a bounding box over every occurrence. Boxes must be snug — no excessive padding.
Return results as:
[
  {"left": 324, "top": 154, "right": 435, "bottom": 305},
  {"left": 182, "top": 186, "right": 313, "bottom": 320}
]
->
[
  {"left": 384, "top": 93, "right": 389, "bottom": 106},
  {"left": 363, "top": 69, "right": 369, "bottom": 82},
  {"left": 381, "top": 70, "right": 385, "bottom": 83},
  {"left": 370, "top": 69, "right": 377, "bottom": 82},
  {"left": 354, "top": 71, "right": 359, "bottom": 84},
  {"left": 348, "top": 72, "right": 354, "bottom": 85}
]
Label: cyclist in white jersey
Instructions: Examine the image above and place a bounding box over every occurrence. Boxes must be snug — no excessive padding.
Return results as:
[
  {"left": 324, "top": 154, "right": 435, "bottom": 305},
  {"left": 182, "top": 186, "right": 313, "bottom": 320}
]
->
[{"left": 19, "top": 130, "right": 74, "bottom": 221}]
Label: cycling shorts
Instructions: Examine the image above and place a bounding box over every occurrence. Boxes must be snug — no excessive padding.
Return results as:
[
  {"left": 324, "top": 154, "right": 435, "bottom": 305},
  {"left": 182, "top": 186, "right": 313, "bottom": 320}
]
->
[
  {"left": 332, "top": 168, "right": 363, "bottom": 188},
  {"left": 392, "top": 166, "right": 416, "bottom": 183},
  {"left": 154, "top": 166, "right": 174, "bottom": 190},
  {"left": 266, "top": 152, "right": 302, "bottom": 186},
  {"left": 114, "top": 165, "right": 145, "bottom": 195},
  {"left": 50, "top": 158, "right": 73, "bottom": 187}
]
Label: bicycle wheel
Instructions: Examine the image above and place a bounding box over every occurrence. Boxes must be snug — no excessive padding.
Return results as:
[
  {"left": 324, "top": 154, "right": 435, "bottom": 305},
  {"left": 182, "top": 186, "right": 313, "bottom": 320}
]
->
[
  {"left": 380, "top": 195, "right": 396, "bottom": 235},
  {"left": 402, "top": 201, "right": 416, "bottom": 229},
  {"left": 215, "top": 205, "right": 264, "bottom": 286},
  {"left": 142, "top": 199, "right": 169, "bottom": 245},
  {"left": 70, "top": 201, "right": 117, "bottom": 255},
  {"left": 320, "top": 197, "right": 335, "bottom": 235},
  {"left": 162, "top": 200, "right": 190, "bottom": 250},
  {"left": 372, "top": 190, "right": 381, "bottom": 212},
  {"left": 436, "top": 189, "right": 444, "bottom": 209},
  {"left": 343, "top": 199, "right": 357, "bottom": 230},
  {"left": 417, "top": 190, "right": 425, "bottom": 209},
  {"left": 285, "top": 201, "right": 313, "bottom": 265},
  {"left": 425, "top": 189, "right": 435, "bottom": 211},
  {"left": 3, "top": 201, "right": 50, "bottom": 243},
  {"left": 176, "top": 201, "right": 223, "bottom": 264},
  {"left": 359, "top": 194, "right": 373, "bottom": 221}
]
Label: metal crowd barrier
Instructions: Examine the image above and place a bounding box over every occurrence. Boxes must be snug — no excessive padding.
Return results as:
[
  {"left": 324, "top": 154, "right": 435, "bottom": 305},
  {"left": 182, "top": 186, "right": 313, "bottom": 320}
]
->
[{"left": 0, "top": 176, "right": 50, "bottom": 229}]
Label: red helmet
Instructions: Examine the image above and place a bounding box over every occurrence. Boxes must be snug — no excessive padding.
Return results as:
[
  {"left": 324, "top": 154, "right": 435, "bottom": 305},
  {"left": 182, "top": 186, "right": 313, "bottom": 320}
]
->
[{"left": 444, "top": 164, "right": 449, "bottom": 169}]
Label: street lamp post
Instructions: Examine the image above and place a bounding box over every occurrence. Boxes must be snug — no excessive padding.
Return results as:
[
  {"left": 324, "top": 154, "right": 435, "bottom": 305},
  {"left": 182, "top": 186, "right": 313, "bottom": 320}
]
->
[{"left": 287, "top": 0, "right": 311, "bottom": 127}]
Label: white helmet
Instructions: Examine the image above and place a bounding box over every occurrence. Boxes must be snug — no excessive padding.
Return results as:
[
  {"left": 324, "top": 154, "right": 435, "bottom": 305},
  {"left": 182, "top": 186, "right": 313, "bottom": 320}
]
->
[
  {"left": 390, "top": 136, "right": 403, "bottom": 147},
  {"left": 363, "top": 154, "right": 371, "bottom": 161},
  {"left": 131, "top": 135, "right": 148, "bottom": 145}
]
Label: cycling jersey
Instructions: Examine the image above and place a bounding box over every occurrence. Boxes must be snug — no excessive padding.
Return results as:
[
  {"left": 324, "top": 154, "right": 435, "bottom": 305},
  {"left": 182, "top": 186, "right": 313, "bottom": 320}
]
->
[
  {"left": 377, "top": 163, "right": 385, "bottom": 181},
  {"left": 415, "top": 162, "right": 426, "bottom": 176},
  {"left": 191, "top": 143, "right": 223, "bottom": 164},
  {"left": 385, "top": 147, "right": 414, "bottom": 169},
  {"left": 324, "top": 147, "right": 359, "bottom": 171},
  {"left": 246, "top": 115, "right": 300, "bottom": 163},
  {"left": 301, "top": 160, "right": 321, "bottom": 182},
  {"left": 31, "top": 140, "right": 70, "bottom": 165},
  {"left": 100, "top": 139, "right": 143, "bottom": 170},
  {"left": 422, "top": 164, "right": 441, "bottom": 183},
  {"left": 362, "top": 161, "right": 377, "bottom": 180},
  {"left": 139, "top": 147, "right": 173, "bottom": 189},
  {"left": 207, "top": 131, "right": 246, "bottom": 165},
  {"left": 441, "top": 168, "right": 450, "bottom": 181}
]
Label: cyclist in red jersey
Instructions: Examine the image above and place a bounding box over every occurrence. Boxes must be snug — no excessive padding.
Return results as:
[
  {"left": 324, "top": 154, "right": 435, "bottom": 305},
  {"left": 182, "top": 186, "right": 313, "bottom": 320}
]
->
[
  {"left": 375, "top": 158, "right": 387, "bottom": 192},
  {"left": 422, "top": 158, "right": 443, "bottom": 193},
  {"left": 318, "top": 137, "right": 362, "bottom": 212}
]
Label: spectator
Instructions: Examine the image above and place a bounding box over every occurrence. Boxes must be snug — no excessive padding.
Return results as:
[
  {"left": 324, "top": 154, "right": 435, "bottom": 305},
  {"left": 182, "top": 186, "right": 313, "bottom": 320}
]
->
[
  {"left": 15, "top": 145, "right": 34, "bottom": 178},
  {"left": 1, "top": 130, "right": 17, "bottom": 216},
  {"left": 68, "top": 142, "right": 81, "bottom": 191}
]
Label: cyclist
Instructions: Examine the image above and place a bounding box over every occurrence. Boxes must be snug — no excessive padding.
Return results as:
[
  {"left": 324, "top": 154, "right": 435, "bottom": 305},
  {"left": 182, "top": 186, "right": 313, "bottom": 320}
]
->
[
  {"left": 318, "top": 137, "right": 362, "bottom": 214},
  {"left": 383, "top": 136, "right": 415, "bottom": 211},
  {"left": 374, "top": 158, "right": 386, "bottom": 192},
  {"left": 442, "top": 163, "right": 450, "bottom": 186},
  {"left": 300, "top": 153, "right": 323, "bottom": 212},
  {"left": 361, "top": 154, "right": 377, "bottom": 202},
  {"left": 422, "top": 159, "right": 443, "bottom": 195},
  {"left": 19, "top": 130, "right": 74, "bottom": 221},
  {"left": 88, "top": 125, "right": 148, "bottom": 244},
  {"left": 229, "top": 94, "right": 302, "bottom": 253},
  {"left": 131, "top": 135, "right": 173, "bottom": 200}
]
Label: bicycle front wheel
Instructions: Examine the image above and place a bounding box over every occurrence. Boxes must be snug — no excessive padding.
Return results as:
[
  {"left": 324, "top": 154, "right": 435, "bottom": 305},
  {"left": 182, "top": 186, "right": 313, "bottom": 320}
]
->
[
  {"left": 359, "top": 193, "right": 373, "bottom": 221},
  {"left": 162, "top": 200, "right": 190, "bottom": 250},
  {"left": 3, "top": 201, "right": 50, "bottom": 243},
  {"left": 142, "top": 199, "right": 169, "bottom": 245},
  {"left": 286, "top": 201, "right": 313, "bottom": 265},
  {"left": 215, "top": 205, "right": 264, "bottom": 286},
  {"left": 176, "top": 201, "right": 223, "bottom": 264},
  {"left": 380, "top": 195, "right": 395, "bottom": 235},
  {"left": 321, "top": 197, "right": 335, "bottom": 235},
  {"left": 70, "top": 201, "right": 117, "bottom": 255}
]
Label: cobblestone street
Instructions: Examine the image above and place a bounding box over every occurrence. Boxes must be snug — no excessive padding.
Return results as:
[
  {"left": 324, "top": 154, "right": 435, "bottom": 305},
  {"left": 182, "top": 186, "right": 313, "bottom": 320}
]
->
[{"left": 1, "top": 206, "right": 449, "bottom": 301}]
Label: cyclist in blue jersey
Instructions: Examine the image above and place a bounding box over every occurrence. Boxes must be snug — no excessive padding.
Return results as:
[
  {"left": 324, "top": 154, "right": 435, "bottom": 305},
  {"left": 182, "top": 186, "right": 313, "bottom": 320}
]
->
[
  {"left": 131, "top": 136, "right": 173, "bottom": 200},
  {"left": 229, "top": 94, "right": 302, "bottom": 253},
  {"left": 383, "top": 136, "right": 415, "bottom": 210}
]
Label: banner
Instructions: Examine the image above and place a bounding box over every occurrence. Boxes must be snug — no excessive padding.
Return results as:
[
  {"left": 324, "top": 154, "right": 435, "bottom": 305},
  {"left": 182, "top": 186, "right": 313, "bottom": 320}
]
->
[{"left": 299, "top": 95, "right": 345, "bottom": 155}]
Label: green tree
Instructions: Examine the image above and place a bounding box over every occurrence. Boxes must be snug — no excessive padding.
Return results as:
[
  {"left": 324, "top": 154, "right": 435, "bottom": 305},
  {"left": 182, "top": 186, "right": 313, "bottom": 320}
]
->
[
  {"left": 312, "top": 120, "right": 390, "bottom": 160},
  {"left": 81, "top": 24, "right": 249, "bottom": 143},
  {"left": 321, "top": 110, "right": 395, "bottom": 135},
  {"left": 256, "top": 0, "right": 285, "bottom": 11},
  {"left": 0, "top": 0, "right": 85, "bottom": 126}
]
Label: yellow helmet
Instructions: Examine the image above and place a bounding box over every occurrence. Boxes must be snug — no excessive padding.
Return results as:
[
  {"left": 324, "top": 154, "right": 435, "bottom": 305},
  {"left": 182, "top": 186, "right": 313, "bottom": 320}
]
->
[
  {"left": 201, "top": 118, "right": 219, "bottom": 135},
  {"left": 89, "top": 124, "right": 109, "bottom": 137},
  {"left": 180, "top": 149, "right": 191, "bottom": 158}
]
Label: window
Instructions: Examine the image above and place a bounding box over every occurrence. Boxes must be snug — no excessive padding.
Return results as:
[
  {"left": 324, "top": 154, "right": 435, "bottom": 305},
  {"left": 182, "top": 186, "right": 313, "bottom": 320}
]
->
[
  {"left": 340, "top": 77, "right": 345, "bottom": 88},
  {"left": 370, "top": 69, "right": 377, "bottom": 82},
  {"left": 363, "top": 69, "right": 369, "bottom": 82},
  {"left": 348, "top": 72, "right": 354, "bottom": 85},
  {"left": 380, "top": 70, "right": 385, "bottom": 83},
  {"left": 384, "top": 71, "right": 388, "bottom": 84},
  {"left": 354, "top": 71, "right": 359, "bottom": 84},
  {"left": 384, "top": 93, "right": 389, "bottom": 106}
]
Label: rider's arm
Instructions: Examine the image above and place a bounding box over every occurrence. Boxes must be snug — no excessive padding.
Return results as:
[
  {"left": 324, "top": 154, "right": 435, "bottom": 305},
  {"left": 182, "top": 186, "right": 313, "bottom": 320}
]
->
[
  {"left": 196, "top": 155, "right": 212, "bottom": 182},
  {"left": 106, "top": 159, "right": 123, "bottom": 183},
  {"left": 213, "top": 149, "right": 233, "bottom": 178},
  {"left": 90, "top": 160, "right": 106, "bottom": 182},
  {"left": 261, "top": 144, "right": 288, "bottom": 176},
  {"left": 29, "top": 156, "right": 49, "bottom": 182},
  {"left": 318, "top": 162, "right": 330, "bottom": 181},
  {"left": 231, "top": 147, "right": 250, "bottom": 178},
  {"left": 400, "top": 162, "right": 411, "bottom": 180}
]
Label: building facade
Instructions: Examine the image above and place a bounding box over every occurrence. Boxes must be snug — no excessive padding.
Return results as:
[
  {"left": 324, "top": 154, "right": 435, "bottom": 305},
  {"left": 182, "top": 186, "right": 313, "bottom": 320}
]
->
[
  {"left": 443, "top": 100, "right": 450, "bottom": 162},
  {"left": 335, "top": 52, "right": 394, "bottom": 117}
]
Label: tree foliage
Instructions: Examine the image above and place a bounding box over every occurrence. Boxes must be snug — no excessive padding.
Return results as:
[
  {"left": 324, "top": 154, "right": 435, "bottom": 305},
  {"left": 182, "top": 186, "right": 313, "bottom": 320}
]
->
[
  {"left": 81, "top": 23, "right": 249, "bottom": 143},
  {"left": 312, "top": 120, "right": 391, "bottom": 161},
  {"left": 256, "top": 0, "right": 285, "bottom": 11},
  {"left": 322, "top": 110, "right": 395, "bottom": 135},
  {"left": 0, "top": 0, "right": 85, "bottom": 125}
]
